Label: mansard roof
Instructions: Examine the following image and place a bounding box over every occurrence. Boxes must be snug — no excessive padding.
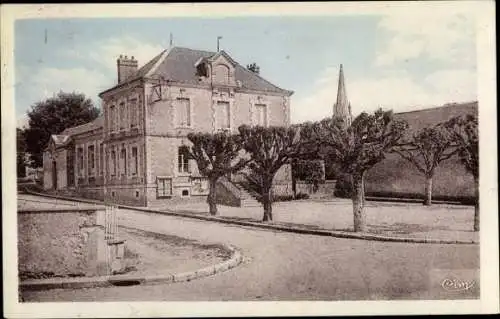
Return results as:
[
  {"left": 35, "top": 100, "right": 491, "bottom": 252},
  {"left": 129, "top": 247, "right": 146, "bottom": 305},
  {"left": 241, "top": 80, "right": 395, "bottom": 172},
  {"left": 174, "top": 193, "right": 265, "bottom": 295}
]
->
[{"left": 99, "top": 46, "right": 293, "bottom": 96}]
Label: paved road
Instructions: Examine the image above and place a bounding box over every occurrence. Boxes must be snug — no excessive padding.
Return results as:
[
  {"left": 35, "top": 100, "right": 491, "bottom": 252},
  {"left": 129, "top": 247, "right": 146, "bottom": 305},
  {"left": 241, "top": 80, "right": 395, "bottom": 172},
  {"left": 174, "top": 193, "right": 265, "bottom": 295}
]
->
[{"left": 21, "top": 207, "right": 479, "bottom": 301}]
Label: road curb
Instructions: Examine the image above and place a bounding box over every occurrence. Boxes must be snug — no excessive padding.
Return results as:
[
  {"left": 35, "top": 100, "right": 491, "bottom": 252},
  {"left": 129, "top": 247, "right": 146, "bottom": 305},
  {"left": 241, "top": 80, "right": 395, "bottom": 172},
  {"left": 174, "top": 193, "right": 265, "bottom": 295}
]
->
[
  {"left": 20, "top": 243, "right": 243, "bottom": 291},
  {"left": 22, "top": 190, "right": 479, "bottom": 245}
]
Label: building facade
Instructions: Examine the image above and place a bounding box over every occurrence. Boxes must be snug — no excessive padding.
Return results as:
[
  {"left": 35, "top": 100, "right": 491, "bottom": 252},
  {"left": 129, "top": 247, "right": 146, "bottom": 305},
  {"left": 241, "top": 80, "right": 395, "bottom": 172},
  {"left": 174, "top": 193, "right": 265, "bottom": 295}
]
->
[{"left": 43, "top": 46, "right": 294, "bottom": 207}]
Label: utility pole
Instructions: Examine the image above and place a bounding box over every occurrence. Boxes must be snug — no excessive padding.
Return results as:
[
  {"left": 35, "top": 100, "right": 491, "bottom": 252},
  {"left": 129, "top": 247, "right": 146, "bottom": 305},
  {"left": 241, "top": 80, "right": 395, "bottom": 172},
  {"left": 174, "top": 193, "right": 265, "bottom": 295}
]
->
[
  {"left": 169, "top": 33, "right": 173, "bottom": 48},
  {"left": 217, "top": 36, "right": 222, "bottom": 52}
]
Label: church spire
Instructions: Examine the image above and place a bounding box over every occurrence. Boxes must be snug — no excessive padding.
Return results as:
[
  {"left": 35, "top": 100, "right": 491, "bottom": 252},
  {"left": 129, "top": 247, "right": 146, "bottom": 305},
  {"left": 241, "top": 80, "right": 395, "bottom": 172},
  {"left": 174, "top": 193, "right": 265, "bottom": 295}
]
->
[{"left": 333, "top": 64, "right": 352, "bottom": 126}]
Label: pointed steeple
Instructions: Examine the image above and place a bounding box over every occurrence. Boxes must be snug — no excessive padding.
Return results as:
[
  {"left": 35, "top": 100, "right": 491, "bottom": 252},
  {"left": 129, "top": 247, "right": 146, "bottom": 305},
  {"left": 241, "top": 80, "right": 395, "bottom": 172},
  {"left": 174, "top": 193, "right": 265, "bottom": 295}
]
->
[{"left": 333, "top": 64, "right": 352, "bottom": 126}]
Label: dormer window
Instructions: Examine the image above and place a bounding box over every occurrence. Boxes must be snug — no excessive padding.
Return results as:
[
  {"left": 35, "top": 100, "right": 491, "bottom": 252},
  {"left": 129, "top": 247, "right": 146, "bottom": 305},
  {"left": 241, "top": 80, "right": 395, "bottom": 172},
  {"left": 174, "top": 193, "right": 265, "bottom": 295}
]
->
[
  {"left": 196, "top": 63, "right": 208, "bottom": 77},
  {"left": 213, "top": 64, "right": 230, "bottom": 85}
]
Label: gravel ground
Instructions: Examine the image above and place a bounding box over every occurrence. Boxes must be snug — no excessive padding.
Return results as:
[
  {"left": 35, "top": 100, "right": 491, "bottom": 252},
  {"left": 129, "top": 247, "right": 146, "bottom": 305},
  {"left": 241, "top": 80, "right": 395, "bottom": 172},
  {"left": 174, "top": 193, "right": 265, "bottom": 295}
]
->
[
  {"left": 21, "top": 205, "right": 479, "bottom": 302},
  {"left": 118, "top": 227, "right": 231, "bottom": 276},
  {"left": 167, "top": 200, "right": 478, "bottom": 242}
]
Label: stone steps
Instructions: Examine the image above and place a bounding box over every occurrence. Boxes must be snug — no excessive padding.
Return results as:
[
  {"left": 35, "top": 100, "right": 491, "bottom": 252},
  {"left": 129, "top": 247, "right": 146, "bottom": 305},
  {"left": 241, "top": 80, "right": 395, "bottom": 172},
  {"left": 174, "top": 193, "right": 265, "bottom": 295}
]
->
[{"left": 234, "top": 183, "right": 261, "bottom": 207}]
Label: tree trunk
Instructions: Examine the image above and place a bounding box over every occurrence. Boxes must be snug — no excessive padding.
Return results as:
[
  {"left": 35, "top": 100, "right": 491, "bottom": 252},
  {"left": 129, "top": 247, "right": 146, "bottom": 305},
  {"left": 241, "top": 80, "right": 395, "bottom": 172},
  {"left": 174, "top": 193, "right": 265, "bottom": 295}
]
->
[
  {"left": 262, "top": 179, "right": 273, "bottom": 222},
  {"left": 352, "top": 172, "right": 367, "bottom": 232},
  {"left": 207, "top": 178, "right": 218, "bottom": 216},
  {"left": 424, "top": 175, "right": 433, "bottom": 206},
  {"left": 360, "top": 173, "right": 366, "bottom": 205},
  {"left": 291, "top": 160, "right": 297, "bottom": 199},
  {"left": 473, "top": 175, "right": 479, "bottom": 231}
]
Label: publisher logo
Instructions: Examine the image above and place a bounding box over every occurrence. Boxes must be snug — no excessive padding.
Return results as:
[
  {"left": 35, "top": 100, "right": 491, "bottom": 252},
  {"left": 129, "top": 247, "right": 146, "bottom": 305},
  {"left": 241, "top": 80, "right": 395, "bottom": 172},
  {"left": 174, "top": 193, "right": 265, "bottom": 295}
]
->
[{"left": 441, "top": 276, "right": 475, "bottom": 292}]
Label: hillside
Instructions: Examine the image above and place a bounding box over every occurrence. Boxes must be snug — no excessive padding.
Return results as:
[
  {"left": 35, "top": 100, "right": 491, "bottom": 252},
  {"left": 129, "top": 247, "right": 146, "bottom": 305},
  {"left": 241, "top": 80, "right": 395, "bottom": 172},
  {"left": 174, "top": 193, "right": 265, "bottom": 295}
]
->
[{"left": 365, "top": 101, "right": 478, "bottom": 201}]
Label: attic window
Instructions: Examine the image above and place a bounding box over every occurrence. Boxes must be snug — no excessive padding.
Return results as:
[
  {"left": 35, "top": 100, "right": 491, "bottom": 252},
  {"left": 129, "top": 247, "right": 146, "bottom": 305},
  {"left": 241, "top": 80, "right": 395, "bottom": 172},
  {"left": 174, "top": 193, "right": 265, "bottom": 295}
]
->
[{"left": 196, "top": 63, "right": 208, "bottom": 77}]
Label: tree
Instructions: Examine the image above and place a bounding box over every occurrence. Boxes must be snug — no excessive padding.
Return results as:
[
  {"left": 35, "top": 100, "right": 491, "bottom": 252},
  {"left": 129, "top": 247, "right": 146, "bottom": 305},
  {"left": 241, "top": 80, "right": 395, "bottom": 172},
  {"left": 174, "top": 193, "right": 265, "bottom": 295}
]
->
[
  {"left": 187, "top": 131, "right": 248, "bottom": 216},
  {"left": 23, "top": 91, "right": 100, "bottom": 167},
  {"left": 391, "top": 124, "right": 458, "bottom": 206},
  {"left": 239, "top": 125, "right": 309, "bottom": 221},
  {"left": 17, "top": 128, "right": 28, "bottom": 177},
  {"left": 246, "top": 63, "right": 260, "bottom": 74},
  {"left": 445, "top": 114, "right": 479, "bottom": 231},
  {"left": 308, "top": 109, "right": 408, "bottom": 232}
]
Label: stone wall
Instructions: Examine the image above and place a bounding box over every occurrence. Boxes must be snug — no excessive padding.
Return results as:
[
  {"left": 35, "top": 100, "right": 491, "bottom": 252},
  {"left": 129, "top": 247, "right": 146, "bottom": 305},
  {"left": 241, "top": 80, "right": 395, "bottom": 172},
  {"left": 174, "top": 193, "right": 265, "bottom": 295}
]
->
[
  {"left": 18, "top": 207, "right": 108, "bottom": 278},
  {"left": 295, "top": 180, "right": 337, "bottom": 198}
]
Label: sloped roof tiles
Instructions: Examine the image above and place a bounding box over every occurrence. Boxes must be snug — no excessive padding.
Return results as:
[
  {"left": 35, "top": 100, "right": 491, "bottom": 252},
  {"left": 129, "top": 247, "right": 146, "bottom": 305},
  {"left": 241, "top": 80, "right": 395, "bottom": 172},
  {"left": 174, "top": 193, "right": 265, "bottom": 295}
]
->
[{"left": 100, "top": 46, "right": 292, "bottom": 96}]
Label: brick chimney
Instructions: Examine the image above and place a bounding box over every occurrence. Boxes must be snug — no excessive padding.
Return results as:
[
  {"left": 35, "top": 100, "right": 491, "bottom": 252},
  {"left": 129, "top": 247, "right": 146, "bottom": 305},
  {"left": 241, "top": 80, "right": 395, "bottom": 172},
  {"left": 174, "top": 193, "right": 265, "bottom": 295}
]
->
[{"left": 117, "top": 55, "right": 138, "bottom": 83}]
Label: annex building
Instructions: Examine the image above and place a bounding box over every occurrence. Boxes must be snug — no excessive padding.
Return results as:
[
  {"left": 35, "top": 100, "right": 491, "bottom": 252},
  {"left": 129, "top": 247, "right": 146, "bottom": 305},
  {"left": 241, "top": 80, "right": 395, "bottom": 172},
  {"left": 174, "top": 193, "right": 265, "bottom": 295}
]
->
[{"left": 43, "top": 46, "right": 294, "bottom": 207}]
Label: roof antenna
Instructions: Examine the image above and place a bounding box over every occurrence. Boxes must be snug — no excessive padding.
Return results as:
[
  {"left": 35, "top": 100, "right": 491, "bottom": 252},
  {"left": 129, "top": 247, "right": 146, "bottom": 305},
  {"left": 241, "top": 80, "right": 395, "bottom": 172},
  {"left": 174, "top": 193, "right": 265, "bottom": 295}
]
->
[
  {"left": 217, "top": 36, "right": 223, "bottom": 52},
  {"left": 169, "top": 32, "right": 173, "bottom": 49}
]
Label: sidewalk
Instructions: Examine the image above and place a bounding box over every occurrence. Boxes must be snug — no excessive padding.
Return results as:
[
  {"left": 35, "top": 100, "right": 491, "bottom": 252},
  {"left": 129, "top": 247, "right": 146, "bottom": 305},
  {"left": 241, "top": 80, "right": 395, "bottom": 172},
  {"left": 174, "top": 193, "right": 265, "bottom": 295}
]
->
[
  {"left": 18, "top": 192, "right": 478, "bottom": 244},
  {"left": 165, "top": 200, "right": 478, "bottom": 244}
]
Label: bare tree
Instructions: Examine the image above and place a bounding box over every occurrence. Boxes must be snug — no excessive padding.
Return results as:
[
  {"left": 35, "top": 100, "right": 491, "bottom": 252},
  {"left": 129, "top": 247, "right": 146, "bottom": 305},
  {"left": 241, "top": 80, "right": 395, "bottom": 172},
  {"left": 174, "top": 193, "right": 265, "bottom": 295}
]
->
[
  {"left": 238, "top": 125, "right": 309, "bottom": 222},
  {"left": 307, "top": 110, "right": 408, "bottom": 232},
  {"left": 391, "top": 125, "right": 458, "bottom": 206},
  {"left": 187, "top": 131, "right": 248, "bottom": 216},
  {"left": 445, "top": 114, "right": 479, "bottom": 231}
]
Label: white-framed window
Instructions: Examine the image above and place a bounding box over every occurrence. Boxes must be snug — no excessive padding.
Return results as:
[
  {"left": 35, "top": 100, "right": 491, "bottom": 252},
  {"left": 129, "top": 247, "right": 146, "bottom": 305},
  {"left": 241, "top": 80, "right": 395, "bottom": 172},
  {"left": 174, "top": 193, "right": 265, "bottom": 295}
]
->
[
  {"left": 109, "top": 105, "right": 115, "bottom": 132},
  {"left": 120, "top": 148, "right": 127, "bottom": 176},
  {"left": 151, "top": 84, "right": 162, "bottom": 102},
  {"left": 110, "top": 149, "right": 117, "bottom": 176},
  {"left": 129, "top": 98, "right": 138, "bottom": 128},
  {"left": 88, "top": 144, "right": 95, "bottom": 177},
  {"left": 99, "top": 143, "right": 104, "bottom": 176},
  {"left": 77, "top": 147, "right": 84, "bottom": 177},
  {"left": 214, "top": 64, "right": 230, "bottom": 85},
  {"left": 131, "top": 146, "right": 138, "bottom": 175},
  {"left": 216, "top": 101, "right": 230, "bottom": 130},
  {"left": 119, "top": 102, "right": 126, "bottom": 131},
  {"left": 175, "top": 98, "right": 191, "bottom": 127},
  {"left": 254, "top": 103, "right": 267, "bottom": 127},
  {"left": 157, "top": 177, "right": 172, "bottom": 198},
  {"left": 178, "top": 146, "right": 190, "bottom": 173}
]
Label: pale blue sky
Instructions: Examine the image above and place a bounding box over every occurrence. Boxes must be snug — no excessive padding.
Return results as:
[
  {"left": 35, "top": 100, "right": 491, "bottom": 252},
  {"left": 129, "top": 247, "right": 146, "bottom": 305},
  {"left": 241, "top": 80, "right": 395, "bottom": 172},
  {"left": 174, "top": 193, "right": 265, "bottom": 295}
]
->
[{"left": 15, "top": 14, "right": 476, "bottom": 126}]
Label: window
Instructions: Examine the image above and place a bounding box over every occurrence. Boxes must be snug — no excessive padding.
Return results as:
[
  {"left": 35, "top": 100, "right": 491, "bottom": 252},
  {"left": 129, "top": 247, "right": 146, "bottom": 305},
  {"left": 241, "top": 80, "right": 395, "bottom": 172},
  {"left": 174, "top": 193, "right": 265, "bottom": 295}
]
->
[
  {"left": 214, "top": 64, "right": 230, "bottom": 84},
  {"left": 131, "top": 146, "right": 138, "bottom": 175},
  {"left": 175, "top": 98, "right": 191, "bottom": 127},
  {"left": 67, "top": 149, "right": 75, "bottom": 186},
  {"left": 196, "top": 63, "right": 208, "bottom": 77},
  {"left": 99, "top": 143, "right": 104, "bottom": 175},
  {"left": 110, "top": 150, "right": 116, "bottom": 176},
  {"left": 77, "top": 147, "right": 84, "bottom": 176},
  {"left": 120, "top": 148, "right": 127, "bottom": 176},
  {"left": 119, "top": 102, "right": 126, "bottom": 130},
  {"left": 109, "top": 105, "right": 115, "bottom": 132},
  {"left": 178, "top": 146, "right": 190, "bottom": 173},
  {"left": 129, "top": 98, "right": 138, "bottom": 128},
  {"left": 254, "top": 103, "right": 267, "bottom": 127},
  {"left": 216, "top": 101, "right": 230, "bottom": 130},
  {"left": 88, "top": 145, "right": 95, "bottom": 176},
  {"left": 157, "top": 177, "right": 172, "bottom": 197},
  {"left": 151, "top": 84, "right": 162, "bottom": 102}
]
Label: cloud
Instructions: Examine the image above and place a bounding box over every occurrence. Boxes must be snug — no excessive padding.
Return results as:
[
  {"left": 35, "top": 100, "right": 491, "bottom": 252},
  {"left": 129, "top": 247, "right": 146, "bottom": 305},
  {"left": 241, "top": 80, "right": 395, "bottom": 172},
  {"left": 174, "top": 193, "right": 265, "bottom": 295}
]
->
[
  {"left": 375, "top": 13, "right": 475, "bottom": 67},
  {"left": 64, "top": 36, "right": 164, "bottom": 71},
  {"left": 291, "top": 66, "right": 477, "bottom": 123},
  {"left": 17, "top": 36, "right": 164, "bottom": 120},
  {"left": 16, "top": 65, "right": 111, "bottom": 116}
]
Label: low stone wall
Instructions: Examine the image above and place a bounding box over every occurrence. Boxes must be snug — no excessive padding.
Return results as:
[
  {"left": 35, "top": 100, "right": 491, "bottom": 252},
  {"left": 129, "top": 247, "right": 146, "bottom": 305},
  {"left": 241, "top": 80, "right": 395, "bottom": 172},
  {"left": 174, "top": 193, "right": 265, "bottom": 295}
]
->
[
  {"left": 295, "top": 180, "right": 336, "bottom": 198},
  {"left": 272, "top": 183, "right": 294, "bottom": 197},
  {"left": 18, "top": 206, "right": 109, "bottom": 278}
]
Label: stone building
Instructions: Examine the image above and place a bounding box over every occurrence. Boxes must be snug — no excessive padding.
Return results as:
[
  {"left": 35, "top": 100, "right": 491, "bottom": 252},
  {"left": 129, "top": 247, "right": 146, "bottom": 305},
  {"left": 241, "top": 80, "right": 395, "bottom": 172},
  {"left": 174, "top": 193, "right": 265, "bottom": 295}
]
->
[{"left": 43, "top": 46, "right": 294, "bottom": 207}]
